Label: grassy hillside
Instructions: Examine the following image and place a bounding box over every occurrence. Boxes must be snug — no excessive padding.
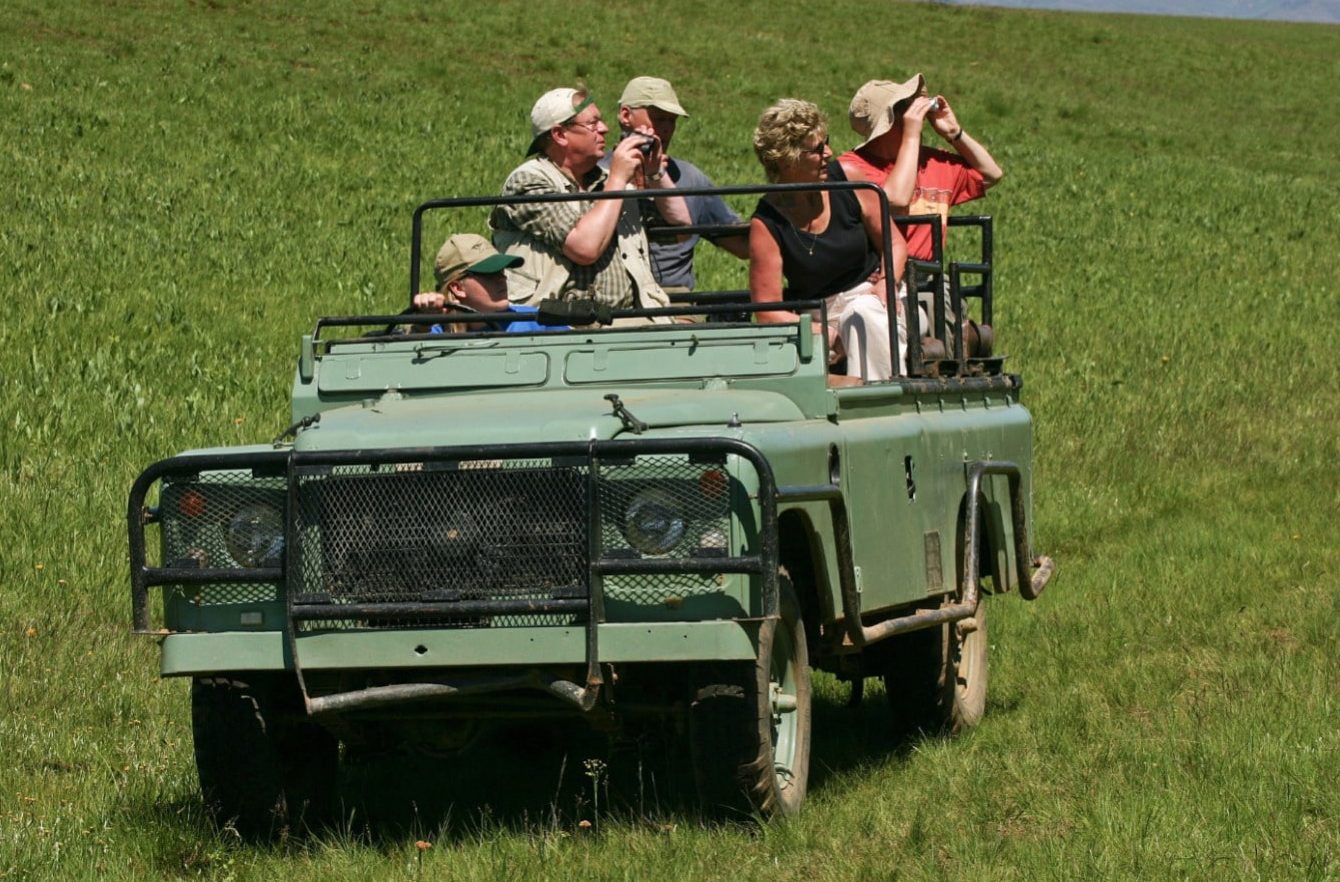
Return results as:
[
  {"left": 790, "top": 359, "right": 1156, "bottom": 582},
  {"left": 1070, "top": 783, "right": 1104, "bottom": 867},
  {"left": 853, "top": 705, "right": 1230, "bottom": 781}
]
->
[{"left": 2, "top": 1, "right": 1337, "bottom": 879}]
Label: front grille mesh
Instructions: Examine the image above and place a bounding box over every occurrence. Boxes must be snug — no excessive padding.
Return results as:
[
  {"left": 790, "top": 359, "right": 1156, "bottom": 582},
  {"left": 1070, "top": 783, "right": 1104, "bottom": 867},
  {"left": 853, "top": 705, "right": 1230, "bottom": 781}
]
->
[
  {"left": 293, "top": 463, "right": 588, "bottom": 630},
  {"left": 152, "top": 454, "right": 738, "bottom": 633}
]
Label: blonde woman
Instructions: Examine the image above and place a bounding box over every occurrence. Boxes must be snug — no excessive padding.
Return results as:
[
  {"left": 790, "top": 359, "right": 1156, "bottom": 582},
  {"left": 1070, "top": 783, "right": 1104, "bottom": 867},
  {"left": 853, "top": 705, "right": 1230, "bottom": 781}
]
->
[{"left": 748, "top": 99, "right": 909, "bottom": 380}]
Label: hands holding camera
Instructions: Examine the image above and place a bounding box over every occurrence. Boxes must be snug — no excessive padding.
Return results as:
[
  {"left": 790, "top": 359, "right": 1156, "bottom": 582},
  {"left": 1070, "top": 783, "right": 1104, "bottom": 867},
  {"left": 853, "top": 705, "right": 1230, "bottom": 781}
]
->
[{"left": 608, "top": 125, "right": 667, "bottom": 188}]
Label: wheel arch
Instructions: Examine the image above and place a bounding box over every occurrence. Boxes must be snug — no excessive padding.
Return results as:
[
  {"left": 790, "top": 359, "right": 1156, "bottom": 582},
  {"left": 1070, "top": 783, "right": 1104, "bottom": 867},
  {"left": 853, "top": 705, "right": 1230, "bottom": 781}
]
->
[{"left": 776, "top": 507, "right": 832, "bottom": 651}]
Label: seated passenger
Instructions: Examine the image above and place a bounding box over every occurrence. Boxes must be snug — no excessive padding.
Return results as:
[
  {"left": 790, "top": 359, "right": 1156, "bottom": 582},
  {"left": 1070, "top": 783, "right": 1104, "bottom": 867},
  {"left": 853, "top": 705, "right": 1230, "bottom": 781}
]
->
[
  {"left": 747, "top": 99, "right": 910, "bottom": 380},
  {"left": 840, "top": 75, "right": 1003, "bottom": 354},
  {"left": 413, "top": 234, "right": 557, "bottom": 333},
  {"left": 489, "top": 87, "right": 689, "bottom": 313}
]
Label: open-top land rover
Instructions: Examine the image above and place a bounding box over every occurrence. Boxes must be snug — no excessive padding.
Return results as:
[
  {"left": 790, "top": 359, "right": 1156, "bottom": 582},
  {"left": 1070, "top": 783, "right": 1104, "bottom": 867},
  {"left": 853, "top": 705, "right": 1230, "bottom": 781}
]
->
[{"left": 128, "top": 183, "right": 1054, "bottom": 835}]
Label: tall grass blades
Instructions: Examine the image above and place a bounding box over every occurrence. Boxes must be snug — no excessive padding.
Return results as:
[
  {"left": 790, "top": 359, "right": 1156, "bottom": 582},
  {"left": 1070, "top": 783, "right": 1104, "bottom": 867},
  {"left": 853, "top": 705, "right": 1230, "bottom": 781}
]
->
[{"left": 1, "top": 1, "right": 1337, "bottom": 879}]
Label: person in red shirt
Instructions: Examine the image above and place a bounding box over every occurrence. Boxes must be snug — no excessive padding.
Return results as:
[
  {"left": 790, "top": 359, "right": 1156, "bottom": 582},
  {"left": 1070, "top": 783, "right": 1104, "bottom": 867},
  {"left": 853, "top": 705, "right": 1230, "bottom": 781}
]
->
[{"left": 838, "top": 74, "right": 1002, "bottom": 356}]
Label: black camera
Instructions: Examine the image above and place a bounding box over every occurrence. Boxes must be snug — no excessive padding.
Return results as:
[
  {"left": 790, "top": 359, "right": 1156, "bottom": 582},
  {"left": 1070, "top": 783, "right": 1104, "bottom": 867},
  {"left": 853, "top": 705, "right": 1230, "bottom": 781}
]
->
[{"left": 625, "top": 132, "right": 656, "bottom": 156}]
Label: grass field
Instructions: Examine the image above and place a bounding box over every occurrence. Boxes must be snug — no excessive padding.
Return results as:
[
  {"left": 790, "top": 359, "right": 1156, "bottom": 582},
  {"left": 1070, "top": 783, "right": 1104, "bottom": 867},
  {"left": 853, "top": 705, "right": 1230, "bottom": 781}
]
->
[{"left": 2, "top": 1, "right": 1339, "bottom": 879}]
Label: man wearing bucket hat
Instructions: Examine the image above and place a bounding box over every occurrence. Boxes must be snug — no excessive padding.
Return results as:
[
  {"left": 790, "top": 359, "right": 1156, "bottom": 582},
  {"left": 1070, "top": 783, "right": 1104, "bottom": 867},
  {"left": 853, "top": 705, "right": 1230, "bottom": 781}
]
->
[
  {"left": 838, "top": 74, "right": 1002, "bottom": 354},
  {"left": 602, "top": 76, "right": 749, "bottom": 293},
  {"left": 412, "top": 233, "right": 558, "bottom": 333},
  {"left": 489, "top": 87, "right": 689, "bottom": 312}
]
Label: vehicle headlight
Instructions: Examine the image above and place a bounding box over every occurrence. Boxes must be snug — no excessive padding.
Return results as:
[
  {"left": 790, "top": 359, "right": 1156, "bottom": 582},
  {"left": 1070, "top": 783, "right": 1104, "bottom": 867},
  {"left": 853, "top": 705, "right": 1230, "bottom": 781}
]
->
[
  {"left": 696, "top": 526, "right": 729, "bottom": 557},
  {"left": 225, "top": 503, "right": 285, "bottom": 568},
  {"left": 623, "top": 489, "right": 687, "bottom": 555}
]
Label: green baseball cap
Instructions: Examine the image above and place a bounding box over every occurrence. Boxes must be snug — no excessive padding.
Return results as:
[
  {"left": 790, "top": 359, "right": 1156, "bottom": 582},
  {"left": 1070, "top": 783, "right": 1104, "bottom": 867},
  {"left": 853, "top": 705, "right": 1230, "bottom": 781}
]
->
[{"left": 434, "top": 234, "right": 522, "bottom": 288}]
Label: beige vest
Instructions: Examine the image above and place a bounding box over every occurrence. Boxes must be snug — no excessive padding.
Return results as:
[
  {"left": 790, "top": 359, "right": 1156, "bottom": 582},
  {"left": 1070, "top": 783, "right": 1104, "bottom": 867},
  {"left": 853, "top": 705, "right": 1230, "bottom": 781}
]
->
[{"left": 492, "top": 157, "right": 669, "bottom": 313}]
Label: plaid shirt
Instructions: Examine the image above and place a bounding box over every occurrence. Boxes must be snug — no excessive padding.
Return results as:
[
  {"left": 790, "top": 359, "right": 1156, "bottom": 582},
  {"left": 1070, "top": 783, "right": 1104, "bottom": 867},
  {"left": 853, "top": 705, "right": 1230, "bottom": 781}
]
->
[{"left": 490, "top": 157, "right": 639, "bottom": 308}]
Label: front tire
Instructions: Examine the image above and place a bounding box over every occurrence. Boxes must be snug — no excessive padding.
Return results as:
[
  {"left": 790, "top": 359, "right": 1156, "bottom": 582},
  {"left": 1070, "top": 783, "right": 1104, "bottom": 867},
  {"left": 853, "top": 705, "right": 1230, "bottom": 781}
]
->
[
  {"left": 689, "top": 580, "right": 811, "bottom": 819},
  {"left": 191, "top": 675, "right": 338, "bottom": 839}
]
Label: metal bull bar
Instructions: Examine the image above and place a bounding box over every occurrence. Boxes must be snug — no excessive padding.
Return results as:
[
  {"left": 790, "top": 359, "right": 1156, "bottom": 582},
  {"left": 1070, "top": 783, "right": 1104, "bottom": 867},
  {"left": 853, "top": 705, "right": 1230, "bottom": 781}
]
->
[
  {"left": 127, "top": 449, "right": 290, "bottom": 635},
  {"left": 128, "top": 438, "right": 781, "bottom": 716}
]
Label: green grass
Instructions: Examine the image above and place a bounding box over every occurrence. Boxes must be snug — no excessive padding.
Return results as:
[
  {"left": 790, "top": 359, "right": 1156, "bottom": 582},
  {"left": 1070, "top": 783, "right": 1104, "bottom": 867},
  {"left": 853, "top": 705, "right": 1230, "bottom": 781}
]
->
[{"left": 2, "top": 1, "right": 1339, "bottom": 879}]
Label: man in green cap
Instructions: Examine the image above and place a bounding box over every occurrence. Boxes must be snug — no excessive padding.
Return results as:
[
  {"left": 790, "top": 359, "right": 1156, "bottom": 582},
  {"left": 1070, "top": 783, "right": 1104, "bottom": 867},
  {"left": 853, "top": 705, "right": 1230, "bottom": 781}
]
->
[{"left": 607, "top": 76, "right": 748, "bottom": 293}]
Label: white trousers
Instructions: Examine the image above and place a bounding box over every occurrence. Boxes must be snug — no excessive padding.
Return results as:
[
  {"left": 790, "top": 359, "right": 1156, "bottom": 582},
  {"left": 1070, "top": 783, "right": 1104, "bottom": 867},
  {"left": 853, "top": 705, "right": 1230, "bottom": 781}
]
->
[{"left": 819, "top": 280, "right": 909, "bottom": 380}]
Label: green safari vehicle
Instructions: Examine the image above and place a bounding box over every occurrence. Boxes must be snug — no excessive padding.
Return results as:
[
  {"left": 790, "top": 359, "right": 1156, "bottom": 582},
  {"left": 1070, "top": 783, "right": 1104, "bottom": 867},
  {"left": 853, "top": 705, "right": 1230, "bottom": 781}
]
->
[{"left": 128, "top": 183, "right": 1054, "bottom": 835}]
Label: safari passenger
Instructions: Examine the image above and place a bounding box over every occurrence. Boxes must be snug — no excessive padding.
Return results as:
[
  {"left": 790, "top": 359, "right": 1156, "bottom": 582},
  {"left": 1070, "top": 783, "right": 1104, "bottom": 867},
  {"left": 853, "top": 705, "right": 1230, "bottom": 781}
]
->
[
  {"left": 839, "top": 74, "right": 1003, "bottom": 353},
  {"left": 748, "top": 99, "right": 909, "bottom": 380},
  {"left": 603, "top": 76, "right": 748, "bottom": 293},
  {"left": 412, "top": 233, "right": 557, "bottom": 333}
]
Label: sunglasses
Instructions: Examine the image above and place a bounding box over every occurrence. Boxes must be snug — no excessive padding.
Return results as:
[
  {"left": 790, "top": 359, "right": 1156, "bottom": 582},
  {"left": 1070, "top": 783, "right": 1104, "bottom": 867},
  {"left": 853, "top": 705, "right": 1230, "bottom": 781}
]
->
[{"left": 802, "top": 137, "right": 830, "bottom": 158}]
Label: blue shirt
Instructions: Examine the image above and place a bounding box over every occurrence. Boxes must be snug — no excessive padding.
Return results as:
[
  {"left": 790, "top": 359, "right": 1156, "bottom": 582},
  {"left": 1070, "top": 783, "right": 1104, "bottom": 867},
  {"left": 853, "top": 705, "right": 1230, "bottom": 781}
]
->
[
  {"left": 651, "top": 157, "right": 742, "bottom": 291},
  {"left": 431, "top": 304, "right": 565, "bottom": 334},
  {"left": 597, "top": 154, "right": 742, "bottom": 291}
]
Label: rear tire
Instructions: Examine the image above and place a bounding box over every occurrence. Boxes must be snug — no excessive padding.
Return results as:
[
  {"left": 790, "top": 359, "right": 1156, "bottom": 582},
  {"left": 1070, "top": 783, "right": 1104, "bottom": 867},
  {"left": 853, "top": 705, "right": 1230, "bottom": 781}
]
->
[
  {"left": 191, "top": 675, "right": 338, "bottom": 839},
  {"left": 689, "top": 580, "right": 811, "bottom": 820},
  {"left": 880, "top": 599, "right": 988, "bottom": 738}
]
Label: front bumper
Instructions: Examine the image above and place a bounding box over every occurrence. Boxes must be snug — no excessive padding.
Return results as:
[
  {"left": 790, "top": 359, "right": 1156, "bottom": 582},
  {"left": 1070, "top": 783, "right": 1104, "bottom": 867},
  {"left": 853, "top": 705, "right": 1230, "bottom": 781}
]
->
[{"left": 160, "top": 619, "right": 760, "bottom": 676}]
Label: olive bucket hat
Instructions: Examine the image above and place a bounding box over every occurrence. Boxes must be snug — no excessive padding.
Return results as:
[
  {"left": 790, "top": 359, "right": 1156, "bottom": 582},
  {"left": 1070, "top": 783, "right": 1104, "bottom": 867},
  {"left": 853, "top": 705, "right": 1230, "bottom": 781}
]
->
[{"left": 618, "top": 76, "right": 689, "bottom": 117}]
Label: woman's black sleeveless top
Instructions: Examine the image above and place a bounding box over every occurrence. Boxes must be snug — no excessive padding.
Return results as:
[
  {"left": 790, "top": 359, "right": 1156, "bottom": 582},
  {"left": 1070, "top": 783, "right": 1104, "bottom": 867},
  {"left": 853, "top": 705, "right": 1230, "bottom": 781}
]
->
[{"left": 752, "top": 163, "right": 879, "bottom": 301}]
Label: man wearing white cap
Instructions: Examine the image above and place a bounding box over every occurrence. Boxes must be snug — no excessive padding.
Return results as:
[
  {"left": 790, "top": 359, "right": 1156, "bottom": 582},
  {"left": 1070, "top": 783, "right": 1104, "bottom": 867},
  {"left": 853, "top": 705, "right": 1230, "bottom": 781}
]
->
[
  {"left": 490, "top": 87, "right": 689, "bottom": 311},
  {"left": 603, "top": 76, "right": 748, "bottom": 293}
]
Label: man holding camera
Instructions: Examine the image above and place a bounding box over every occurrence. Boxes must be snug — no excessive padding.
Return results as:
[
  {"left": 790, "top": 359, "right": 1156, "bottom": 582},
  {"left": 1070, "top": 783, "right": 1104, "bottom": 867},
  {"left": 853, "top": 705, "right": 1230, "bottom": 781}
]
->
[
  {"left": 490, "top": 87, "right": 689, "bottom": 311},
  {"left": 603, "top": 76, "right": 748, "bottom": 293}
]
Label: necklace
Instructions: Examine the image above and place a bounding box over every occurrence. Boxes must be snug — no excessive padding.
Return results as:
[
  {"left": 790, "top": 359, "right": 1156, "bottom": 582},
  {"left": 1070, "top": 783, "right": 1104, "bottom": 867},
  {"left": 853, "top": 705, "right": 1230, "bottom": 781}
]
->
[
  {"left": 778, "top": 193, "right": 824, "bottom": 256},
  {"left": 795, "top": 223, "right": 819, "bottom": 256}
]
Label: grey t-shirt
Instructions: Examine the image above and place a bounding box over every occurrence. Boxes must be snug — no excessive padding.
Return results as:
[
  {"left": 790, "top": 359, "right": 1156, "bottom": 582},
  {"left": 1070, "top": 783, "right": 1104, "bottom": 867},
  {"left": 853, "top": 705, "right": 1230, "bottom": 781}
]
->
[{"left": 599, "top": 154, "right": 742, "bottom": 291}]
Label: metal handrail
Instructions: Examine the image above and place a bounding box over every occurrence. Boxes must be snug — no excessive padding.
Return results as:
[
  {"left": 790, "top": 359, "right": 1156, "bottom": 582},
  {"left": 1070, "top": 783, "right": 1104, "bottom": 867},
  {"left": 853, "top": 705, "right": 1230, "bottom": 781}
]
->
[{"left": 409, "top": 182, "right": 911, "bottom": 372}]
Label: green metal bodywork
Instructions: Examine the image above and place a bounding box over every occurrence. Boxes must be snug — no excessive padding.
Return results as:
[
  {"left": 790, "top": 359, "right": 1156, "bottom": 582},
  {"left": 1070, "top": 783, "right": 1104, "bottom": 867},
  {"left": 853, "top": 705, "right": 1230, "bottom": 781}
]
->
[{"left": 150, "top": 318, "right": 1034, "bottom": 680}]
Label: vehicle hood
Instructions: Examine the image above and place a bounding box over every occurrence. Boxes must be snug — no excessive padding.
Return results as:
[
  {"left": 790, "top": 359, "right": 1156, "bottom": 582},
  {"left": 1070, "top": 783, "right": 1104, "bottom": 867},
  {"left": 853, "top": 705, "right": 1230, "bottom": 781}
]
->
[{"left": 293, "top": 387, "right": 805, "bottom": 450}]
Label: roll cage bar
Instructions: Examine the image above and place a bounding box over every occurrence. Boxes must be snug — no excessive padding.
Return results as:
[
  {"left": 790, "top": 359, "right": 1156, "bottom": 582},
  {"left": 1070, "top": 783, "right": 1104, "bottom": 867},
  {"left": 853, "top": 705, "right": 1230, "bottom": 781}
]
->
[{"left": 408, "top": 185, "right": 996, "bottom": 378}]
